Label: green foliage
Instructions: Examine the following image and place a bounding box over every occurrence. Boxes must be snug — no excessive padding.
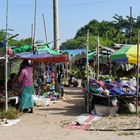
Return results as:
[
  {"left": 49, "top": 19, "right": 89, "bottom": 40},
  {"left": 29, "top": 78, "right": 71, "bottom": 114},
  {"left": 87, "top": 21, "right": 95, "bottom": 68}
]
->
[
  {"left": 70, "top": 67, "right": 85, "bottom": 79},
  {"left": 99, "top": 37, "right": 114, "bottom": 47},
  {"left": 60, "top": 38, "right": 82, "bottom": 50},
  {"left": 0, "top": 107, "right": 20, "bottom": 120},
  {"left": 0, "top": 31, "right": 32, "bottom": 47},
  {"left": 0, "top": 32, "right": 6, "bottom": 41},
  {"left": 8, "top": 38, "right": 32, "bottom": 47},
  {"left": 61, "top": 14, "right": 140, "bottom": 50}
]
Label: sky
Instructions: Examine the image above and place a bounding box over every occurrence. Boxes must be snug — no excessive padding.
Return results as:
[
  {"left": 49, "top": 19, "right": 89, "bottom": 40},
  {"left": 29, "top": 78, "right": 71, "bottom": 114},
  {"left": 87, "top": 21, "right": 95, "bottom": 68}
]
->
[{"left": 0, "top": 0, "right": 140, "bottom": 46}]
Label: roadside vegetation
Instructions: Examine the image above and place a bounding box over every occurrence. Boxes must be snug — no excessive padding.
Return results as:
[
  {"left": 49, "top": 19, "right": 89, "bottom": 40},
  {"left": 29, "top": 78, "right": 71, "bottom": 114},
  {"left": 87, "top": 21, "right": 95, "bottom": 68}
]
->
[{"left": 60, "top": 14, "right": 140, "bottom": 50}]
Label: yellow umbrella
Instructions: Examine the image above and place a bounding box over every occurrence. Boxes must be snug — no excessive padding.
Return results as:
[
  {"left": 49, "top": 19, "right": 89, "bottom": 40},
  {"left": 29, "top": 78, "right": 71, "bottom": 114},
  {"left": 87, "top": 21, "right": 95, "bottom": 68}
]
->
[{"left": 111, "top": 45, "right": 140, "bottom": 64}]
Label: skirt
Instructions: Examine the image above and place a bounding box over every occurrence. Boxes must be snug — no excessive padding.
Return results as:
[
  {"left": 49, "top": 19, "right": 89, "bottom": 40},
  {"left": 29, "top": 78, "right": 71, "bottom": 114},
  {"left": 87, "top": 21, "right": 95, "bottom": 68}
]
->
[{"left": 20, "top": 86, "right": 34, "bottom": 111}]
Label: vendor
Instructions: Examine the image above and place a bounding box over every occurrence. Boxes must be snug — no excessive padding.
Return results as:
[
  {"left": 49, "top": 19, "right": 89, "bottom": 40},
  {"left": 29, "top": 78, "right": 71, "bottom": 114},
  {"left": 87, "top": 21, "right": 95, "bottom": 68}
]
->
[
  {"left": 8, "top": 73, "right": 17, "bottom": 90},
  {"left": 18, "top": 60, "right": 34, "bottom": 113}
]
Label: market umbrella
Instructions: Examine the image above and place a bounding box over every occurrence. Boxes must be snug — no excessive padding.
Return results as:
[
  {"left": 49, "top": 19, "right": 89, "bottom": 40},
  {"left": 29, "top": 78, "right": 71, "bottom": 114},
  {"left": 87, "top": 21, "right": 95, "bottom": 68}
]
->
[
  {"left": 111, "top": 45, "right": 140, "bottom": 64},
  {"left": 111, "top": 44, "right": 140, "bottom": 114}
]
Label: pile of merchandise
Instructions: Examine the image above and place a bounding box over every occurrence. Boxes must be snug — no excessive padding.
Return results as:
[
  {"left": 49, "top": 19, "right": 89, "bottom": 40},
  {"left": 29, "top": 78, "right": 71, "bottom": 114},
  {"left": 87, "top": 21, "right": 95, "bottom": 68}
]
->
[
  {"left": 35, "top": 82, "right": 63, "bottom": 101},
  {"left": 84, "top": 77, "right": 136, "bottom": 97}
]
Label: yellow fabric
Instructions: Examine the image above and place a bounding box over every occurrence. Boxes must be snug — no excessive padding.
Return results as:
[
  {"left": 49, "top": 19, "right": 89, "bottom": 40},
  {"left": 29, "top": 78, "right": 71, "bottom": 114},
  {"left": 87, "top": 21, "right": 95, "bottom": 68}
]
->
[{"left": 126, "top": 45, "right": 140, "bottom": 64}]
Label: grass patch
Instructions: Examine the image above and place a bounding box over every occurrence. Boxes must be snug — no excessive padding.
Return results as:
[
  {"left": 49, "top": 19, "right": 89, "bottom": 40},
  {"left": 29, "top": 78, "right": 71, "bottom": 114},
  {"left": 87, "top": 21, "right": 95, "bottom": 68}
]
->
[{"left": 0, "top": 107, "right": 20, "bottom": 120}]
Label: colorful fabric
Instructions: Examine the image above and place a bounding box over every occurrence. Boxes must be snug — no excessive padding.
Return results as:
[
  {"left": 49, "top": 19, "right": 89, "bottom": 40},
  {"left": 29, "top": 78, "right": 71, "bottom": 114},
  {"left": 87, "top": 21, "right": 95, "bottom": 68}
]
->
[
  {"left": 87, "top": 78, "right": 136, "bottom": 96},
  {"left": 20, "top": 86, "right": 34, "bottom": 111},
  {"left": 15, "top": 51, "right": 68, "bottom": 62},
  {"left": 12, "top": 44, "right": 68, "bottom": 62}
]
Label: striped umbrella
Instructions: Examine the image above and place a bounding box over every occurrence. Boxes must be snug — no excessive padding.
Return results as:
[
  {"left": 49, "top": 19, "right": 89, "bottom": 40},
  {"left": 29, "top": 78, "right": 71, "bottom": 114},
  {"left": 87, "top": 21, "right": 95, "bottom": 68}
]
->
[{"left": 111, "top": 45, "right": 140, "bottom": 64}]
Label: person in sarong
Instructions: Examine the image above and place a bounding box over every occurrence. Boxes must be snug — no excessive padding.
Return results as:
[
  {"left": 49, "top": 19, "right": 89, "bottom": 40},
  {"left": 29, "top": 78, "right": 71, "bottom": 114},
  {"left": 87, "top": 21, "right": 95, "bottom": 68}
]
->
[{"left": 18, "top": 60, "right": 34, "bottom": 113}]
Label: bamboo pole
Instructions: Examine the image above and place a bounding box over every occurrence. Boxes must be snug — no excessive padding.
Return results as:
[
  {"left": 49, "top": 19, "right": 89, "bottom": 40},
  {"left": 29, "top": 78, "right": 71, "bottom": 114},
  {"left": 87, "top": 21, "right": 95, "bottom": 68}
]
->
[
  {"left": 86, "top": 29, "right": 90, "bottom": 113},
  {"left": 32, "top": 0, "right": 37, "bottom": 90},
  {"left": 31, "top": 24, "right": 34, "bottom": 45},
  {"left": 136, "top": 29, "right": 140, "bottom": 114},
  {"left": 33, "top": 0, "right": 37, "bottom": 53},
  {"left": 86, "top": 30, "right": 89, "bottom": 92},
  {"left": 5, "top": 0, "right": 9, "bottom": 111},
  {"left": 96, "top": 36, "right": 100, "bottom": 80},
  {"left": 42, "top": 14, "right": 48, "bottom": 44},
  {"left": 130, "top": 6, "right": 132, "bottom": 44}
]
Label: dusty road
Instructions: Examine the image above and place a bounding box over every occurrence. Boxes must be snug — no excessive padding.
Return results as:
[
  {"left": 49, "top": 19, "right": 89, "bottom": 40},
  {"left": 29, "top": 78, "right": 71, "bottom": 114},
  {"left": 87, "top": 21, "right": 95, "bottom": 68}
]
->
[{"left": 0, "top": 87, "right": 140, "bottom": 140}]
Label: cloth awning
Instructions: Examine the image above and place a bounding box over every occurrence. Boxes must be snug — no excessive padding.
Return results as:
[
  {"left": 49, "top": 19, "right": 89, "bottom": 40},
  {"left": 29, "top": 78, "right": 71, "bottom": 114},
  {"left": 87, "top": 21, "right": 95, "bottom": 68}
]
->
[
  {"left": 14, "top": 50, "right": 68, "bottom": 62},
  {"left": 12, "top": 44, "right": 68, "bottom": 62}
]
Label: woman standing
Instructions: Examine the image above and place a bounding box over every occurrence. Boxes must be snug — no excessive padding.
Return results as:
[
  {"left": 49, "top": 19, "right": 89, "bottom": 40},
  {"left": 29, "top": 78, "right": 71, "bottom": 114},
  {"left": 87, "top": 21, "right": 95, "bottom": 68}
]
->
[{"left": 18, "top": 60, "right": 34, "bottom": 113}]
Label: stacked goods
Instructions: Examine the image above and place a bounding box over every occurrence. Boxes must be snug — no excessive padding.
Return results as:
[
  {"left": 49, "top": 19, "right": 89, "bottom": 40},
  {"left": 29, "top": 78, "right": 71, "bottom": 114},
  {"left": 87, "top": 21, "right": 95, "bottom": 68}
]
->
[{"left": 86, "top": 78, "right": 136, "bottom": 97}]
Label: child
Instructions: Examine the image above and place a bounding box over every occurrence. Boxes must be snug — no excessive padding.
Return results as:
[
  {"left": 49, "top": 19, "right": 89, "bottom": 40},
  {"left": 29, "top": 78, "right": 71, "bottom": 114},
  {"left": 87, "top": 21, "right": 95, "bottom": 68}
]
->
[{"left": 8, "top": 73, "right": 17, "bottom": 90}]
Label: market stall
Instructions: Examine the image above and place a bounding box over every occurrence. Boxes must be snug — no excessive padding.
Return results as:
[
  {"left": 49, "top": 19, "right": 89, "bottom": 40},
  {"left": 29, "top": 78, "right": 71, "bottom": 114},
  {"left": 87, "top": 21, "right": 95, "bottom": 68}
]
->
[
  {"left": 12, "top": 44, "right": 68, "bottom": 106},
  {"left": 0, "top": 44, "right": 69, "bottom": 109},
  {"left": 83, "top": 45, "right": 140, "bottom": 115},
  {"left": 84, "top": 77, "right": 137, "bottom": 115}
]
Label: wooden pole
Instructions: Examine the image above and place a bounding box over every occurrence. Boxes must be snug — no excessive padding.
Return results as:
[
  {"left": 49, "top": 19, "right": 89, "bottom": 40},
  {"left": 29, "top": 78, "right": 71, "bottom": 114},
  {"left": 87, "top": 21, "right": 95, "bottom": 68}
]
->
[
  {"left": 96, "top": 36, "right": 100, "bottom": 80},
  {"left": 86, "top": 29, "right": 90, "bottom": 113},
  {"left": 136, "top": 29, "right": 140, "bottom": 114},
  {"left": 42, "top": 14, "right": 48, "bottom": 44},
  {"left": 32, "top": 0, "right": 37, "bottom": 90},
  {"left": 101, "top": 48, "right": 103, "bottom": 75},
  {"left": 31, "top": 24, "right": 33, "bottom": 45},
  {"left": 5, "top": 0, "right": 9, "bottom": 111},
  {"left": 130, "top": 6, "right": 132, "bottom": 44},
  {"left": 33, "top": 0, "right": 37, "bottom": 53},
  {"left": 86, "top": 30, "right": 89, "bottom": 92}
]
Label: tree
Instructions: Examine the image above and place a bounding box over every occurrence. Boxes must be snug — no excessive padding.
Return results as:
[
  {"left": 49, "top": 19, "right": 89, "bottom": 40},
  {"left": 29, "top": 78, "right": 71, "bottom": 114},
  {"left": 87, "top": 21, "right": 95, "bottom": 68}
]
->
[
  {"left": 0, "top": 31, "right": 6, "bottom": 42},
  {"left": 8, "top": 38, "right": 32, "bottom": 47},
  {"left": 61, "top": 14, "right": 140, "bottom": 50}
]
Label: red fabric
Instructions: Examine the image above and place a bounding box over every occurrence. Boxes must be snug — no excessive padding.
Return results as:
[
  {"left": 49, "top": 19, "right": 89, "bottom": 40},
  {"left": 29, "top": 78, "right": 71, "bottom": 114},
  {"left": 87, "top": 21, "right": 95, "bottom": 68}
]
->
[{"left": 14, "top": 54, "right": 68, "bottom": 62}]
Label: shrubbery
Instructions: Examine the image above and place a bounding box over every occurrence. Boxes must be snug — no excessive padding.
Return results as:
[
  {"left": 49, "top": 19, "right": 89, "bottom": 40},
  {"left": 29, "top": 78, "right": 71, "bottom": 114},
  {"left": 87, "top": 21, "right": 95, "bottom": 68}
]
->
[{"left": 0, "top": 107, "right": 20, "bottom": 120}]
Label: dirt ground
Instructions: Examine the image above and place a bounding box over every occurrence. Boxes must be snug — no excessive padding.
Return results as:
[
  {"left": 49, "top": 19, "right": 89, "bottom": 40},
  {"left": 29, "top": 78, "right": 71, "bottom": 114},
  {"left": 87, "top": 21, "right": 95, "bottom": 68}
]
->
[{"left": 0, "top": 87, "right": 140, "bottom": 140}]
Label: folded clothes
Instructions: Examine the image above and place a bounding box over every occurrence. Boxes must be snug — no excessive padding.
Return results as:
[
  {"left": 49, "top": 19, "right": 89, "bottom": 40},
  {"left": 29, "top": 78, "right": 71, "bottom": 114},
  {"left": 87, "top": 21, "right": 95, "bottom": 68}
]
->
[{"left": 87, "top": 78, "right": 137, "bottom": 96}]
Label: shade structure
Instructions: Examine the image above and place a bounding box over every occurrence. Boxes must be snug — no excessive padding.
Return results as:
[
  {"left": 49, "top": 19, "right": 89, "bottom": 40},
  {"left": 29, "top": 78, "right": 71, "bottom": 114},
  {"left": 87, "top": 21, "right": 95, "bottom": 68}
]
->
[
  {"left": 12, "top": 44, "right": 59, "bottom": 55},
  {"left": 12, "top": 45, "right": 33, "bottom": 53},
  {"left": 14, "top": 51, "right": 68, "bottom": 62},
  {"left": 111, "top": 45, "right": 140, "bottom": 64},
  {"left": 88, "top": 51, "right": 96, "bottom": 61},
  {"left": 35, "top": 44, "right": 59, "bottom": 55},
  {"left": 70, "top": 51, "right": 95, "bottom": 62},
  {"left": 12, "top": 44, "right": 68, "bottom": 62}
]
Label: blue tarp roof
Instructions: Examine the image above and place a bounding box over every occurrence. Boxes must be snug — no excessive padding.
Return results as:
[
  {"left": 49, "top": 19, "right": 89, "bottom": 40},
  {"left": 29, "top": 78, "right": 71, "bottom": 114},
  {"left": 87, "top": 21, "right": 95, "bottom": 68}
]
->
[{"left": 60, "top": 49, "right": 86, "bottom": 56}]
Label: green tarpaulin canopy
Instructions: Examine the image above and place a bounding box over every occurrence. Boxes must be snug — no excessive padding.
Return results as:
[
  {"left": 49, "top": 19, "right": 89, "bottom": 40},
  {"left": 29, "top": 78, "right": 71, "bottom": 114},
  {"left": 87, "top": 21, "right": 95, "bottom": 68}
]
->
[
  {"left": 12, "top": 44, "right": 59, "bottom": 55},
  {"left": 12, "top": 45, "right": 33, "bottom": 53}
]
